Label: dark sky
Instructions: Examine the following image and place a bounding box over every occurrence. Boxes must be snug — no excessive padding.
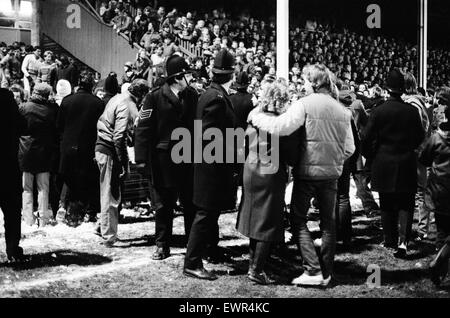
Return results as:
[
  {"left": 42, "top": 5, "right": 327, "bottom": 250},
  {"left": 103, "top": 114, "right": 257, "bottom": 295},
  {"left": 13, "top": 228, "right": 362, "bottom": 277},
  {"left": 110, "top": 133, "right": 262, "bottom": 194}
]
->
[{"left": 156, "top": 0, "right": 450, "bottom": 48}]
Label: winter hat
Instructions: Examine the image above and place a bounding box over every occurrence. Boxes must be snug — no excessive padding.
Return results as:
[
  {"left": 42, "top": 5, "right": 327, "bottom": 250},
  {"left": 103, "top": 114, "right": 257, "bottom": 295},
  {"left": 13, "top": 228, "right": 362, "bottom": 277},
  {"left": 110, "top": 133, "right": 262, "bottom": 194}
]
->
[
  {"left": 32, "top": 83, "right": 52, "bottom": 99},
  {"left": 56, "top": 80, "right": 72, "bottom": 98}
]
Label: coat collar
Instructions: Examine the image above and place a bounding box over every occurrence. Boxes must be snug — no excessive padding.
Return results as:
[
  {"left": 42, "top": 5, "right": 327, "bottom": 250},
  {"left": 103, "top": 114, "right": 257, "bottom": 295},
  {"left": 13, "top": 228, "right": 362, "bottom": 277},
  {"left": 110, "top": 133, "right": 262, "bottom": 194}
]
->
[
  {"left": 211, "top": 82, "right": 230, "bottom": 97},
  {"left": 162, "top": 82, "right": 182, "bottom": 106}
]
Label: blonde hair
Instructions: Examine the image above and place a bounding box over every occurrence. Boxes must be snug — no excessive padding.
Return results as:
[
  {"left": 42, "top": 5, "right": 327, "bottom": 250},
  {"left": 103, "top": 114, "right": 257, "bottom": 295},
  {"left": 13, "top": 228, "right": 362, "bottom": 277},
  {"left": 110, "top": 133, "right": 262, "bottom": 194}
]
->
[
  {"left": 302, "top": 63, "right": 336, "bottom": 96},
  {"left": 259, "top": 78, "right": 291, "bottom": 115}
]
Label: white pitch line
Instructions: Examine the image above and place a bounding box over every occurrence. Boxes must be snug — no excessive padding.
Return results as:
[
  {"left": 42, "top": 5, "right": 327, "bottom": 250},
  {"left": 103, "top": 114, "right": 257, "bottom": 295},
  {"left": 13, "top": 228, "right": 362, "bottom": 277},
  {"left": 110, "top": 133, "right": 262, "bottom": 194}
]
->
[{"left": 0, "top": 256, "right": 164, "bottom": 293}]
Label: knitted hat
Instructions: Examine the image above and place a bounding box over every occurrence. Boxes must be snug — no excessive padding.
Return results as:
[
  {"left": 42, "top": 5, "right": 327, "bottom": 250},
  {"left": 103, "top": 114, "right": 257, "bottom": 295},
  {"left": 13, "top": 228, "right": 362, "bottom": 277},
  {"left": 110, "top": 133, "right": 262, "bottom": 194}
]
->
[
  {"left": 56, "top": 80, "right": 72, "bottom": 98},
  {"left": 32, "top": 83, "right": 52, "bottom": 98}
]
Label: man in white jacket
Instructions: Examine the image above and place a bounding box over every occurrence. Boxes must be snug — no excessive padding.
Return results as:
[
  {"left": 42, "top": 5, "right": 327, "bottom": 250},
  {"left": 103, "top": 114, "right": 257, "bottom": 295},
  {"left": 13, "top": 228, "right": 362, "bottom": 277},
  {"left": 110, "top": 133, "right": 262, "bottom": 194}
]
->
[{"left": 249, "top": 64, "right": 355, "bottom": 287}]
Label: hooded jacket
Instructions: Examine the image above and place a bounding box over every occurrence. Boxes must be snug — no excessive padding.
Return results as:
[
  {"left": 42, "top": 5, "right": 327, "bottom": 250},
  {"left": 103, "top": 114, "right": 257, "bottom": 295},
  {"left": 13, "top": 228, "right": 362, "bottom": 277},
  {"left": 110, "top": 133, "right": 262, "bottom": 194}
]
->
[
  {"left": 18, "top": 97, "right": 59, "bottom": 173},
  {"left": 419, "top": 125, "right": 450, "bottom": 215}
]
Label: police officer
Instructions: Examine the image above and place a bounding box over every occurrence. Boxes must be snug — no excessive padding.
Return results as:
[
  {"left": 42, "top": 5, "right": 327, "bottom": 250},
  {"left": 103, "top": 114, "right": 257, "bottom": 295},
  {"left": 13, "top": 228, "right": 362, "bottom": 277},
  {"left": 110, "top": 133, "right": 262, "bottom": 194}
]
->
[
  {"left": 135, "top": 54, "right": 198, "bottom": 260},
  {"left": 183, "top": 49, "right": 237, "bottom": 280}
]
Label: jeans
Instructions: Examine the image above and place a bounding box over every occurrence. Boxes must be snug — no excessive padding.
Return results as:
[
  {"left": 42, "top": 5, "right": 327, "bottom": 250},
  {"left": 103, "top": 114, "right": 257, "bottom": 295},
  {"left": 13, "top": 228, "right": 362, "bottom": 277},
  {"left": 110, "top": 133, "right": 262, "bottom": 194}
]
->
[
  {"left": 416, "top": 164, "right": 435, "bottom": 236},
  {"left": 336, "top": 163, "right": 352, "bottom": 243},
  {"left": 353, "top": 169, "right": 379, "bottom": 213},
  {"left": 379, "top": 192, "right": 415, "bottom": 247},
  {"left": 96, "top": 152, "right": 121, "bottom": 242},
  {"left": 22, "top": 172, "right": 52, "bottom": 226},
  {"left": 290, "top": 178, "right": 338, "bottom": 278}
]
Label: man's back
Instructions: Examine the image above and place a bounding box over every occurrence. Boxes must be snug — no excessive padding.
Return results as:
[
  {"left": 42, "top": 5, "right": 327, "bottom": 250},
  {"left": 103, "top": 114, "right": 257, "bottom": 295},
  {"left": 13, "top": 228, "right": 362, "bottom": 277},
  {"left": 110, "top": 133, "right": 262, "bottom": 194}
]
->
[
  {"left": 297, "top": 93, "right": 353, "bottom": 180},
  {"left": 58, "top": 90, "right": 104, "bottom": 173},
  {"left": 229, "top": 91, "right": 253, "bottom": 131},
  {"left": 368, "top": 98, "right": 424, "bottom": 155}
]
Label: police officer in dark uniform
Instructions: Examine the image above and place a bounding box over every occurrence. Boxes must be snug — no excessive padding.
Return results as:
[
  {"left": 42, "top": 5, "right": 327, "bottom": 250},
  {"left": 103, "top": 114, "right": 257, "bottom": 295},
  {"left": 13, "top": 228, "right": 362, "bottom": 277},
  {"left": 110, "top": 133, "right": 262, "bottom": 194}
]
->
[
  {"left": 135, "top": 54, "right": 198, "bottom": 260},
  {"left": 230, "top": 71, "right": 254, "bottom": 132},
  {"left": 0, "top": 88, "right": 26, "bottom": 262},
  {"left": 183, "top": 49, "right": 237, "bottom": 280},
  {"left": 230, "top": 71, "right": 254, "bottom": 208}
]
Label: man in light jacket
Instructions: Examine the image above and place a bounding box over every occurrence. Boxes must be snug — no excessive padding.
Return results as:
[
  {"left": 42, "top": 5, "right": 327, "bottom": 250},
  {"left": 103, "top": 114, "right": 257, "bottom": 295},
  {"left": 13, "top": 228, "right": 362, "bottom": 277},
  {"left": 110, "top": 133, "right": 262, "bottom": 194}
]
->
[
  {"left": 95, "top": 79, "right": 149, "bottom": 247},
  {"left": 249, "top": 64, "right": 355, "bottom": 287}
]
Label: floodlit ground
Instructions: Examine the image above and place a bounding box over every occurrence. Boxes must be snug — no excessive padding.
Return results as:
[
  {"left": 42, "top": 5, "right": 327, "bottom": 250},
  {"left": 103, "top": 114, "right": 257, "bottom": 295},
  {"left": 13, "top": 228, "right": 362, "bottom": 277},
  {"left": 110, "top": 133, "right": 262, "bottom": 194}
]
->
[{"left": 0, "top": 182, "right": 449, "bottom": 298}]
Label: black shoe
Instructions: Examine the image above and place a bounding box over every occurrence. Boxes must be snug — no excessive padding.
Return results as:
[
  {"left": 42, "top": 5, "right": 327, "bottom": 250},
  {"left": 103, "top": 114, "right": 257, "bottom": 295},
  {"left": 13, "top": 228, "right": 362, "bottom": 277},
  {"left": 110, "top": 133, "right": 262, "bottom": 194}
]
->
[
  {"left": 7, "top": 246, "right": 25, "bottom": 263},
  {"left": 248, "top": 270, "right": 275, "bottom": 285},
  {"left": 152, "top": 247, "right": 170, "bottom": 260},
  {"left": 204, "top": 247, "right": 232, "bottom": 264},
  {"left": 84, "top": 214, "right": 97, "bottom": 223},
  {"left": 183, "top": 267, "right": 217, "bottom": 280}
]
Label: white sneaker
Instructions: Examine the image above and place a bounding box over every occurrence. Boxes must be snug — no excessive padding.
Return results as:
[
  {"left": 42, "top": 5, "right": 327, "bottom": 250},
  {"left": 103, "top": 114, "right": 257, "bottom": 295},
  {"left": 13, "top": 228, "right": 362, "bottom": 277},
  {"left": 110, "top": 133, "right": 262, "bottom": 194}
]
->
[
  {"left": 322, "top": 275, "right": 332, "bottom": 286},
  {"left": 56, "top": 208, "right": 67, "bottom": 224},
  {"left": 292, "top": 272, "right": 324, "bottom": 286}
]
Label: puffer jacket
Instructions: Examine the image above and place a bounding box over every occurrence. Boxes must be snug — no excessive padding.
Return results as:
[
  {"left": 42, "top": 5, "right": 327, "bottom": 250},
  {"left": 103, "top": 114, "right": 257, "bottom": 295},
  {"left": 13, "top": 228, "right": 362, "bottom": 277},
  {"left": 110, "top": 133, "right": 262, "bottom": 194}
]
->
[
  {"left": 295, "top": 92, "right": 354, "bottom": 180},
  {"left": 96, "top": 92, "right": 139, "bottom": 168},
  {"left": 419, "top": 125, "right": 450, "bottom": 215}
]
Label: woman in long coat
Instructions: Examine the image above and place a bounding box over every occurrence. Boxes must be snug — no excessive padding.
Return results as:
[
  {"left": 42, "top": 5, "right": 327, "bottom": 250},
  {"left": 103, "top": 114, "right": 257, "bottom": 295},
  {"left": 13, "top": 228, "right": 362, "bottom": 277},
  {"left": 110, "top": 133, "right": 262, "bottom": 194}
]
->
[{"left": 237, "top": 80, "right": 299, "bottom": 284}]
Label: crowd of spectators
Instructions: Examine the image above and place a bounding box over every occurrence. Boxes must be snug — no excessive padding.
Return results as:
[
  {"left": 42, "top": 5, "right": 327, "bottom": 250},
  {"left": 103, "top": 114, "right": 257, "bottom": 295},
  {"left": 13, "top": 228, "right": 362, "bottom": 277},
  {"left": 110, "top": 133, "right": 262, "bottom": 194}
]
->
[{"left": 92, "top": 0, "right": 450, "bottom": 98}]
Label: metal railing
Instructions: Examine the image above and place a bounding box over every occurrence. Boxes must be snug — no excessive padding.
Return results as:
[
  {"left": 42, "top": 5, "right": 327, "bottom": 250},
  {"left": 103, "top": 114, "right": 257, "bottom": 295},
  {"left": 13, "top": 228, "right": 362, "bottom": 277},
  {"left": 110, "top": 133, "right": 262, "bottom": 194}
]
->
[
  {"left": 177, "top": 37, "right": 203, "bottom": 59},
  {"left": 77, "top": 0, "right": 203, "bottom": 60}
]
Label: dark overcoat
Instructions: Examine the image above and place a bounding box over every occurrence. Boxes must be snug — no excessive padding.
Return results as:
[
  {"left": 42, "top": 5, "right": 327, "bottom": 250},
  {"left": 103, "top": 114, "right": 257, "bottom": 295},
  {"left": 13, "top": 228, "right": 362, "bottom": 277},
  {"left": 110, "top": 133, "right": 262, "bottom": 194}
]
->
[
  {"left": 361, "top": 96, "right": 425, "bottom": 193},
  {"left": 0, "top": 88, "right": 24, "bottom": 195},
  {"left": 57, "top": 89, "right": 104, "bottom": 181},
  {"left": 135, "top": 83, "right": 198, "bottom": 189},
  {"left": 18, "top": 99, "right": 58, "bottom": 173},
  {"left": 193, "top": 82, "right": 237, "bottom": 211},
  {"left": 229, "top": 91, "right": 254, "bottom": 131},
  {"left": 237, "top": 124, "right": 300, "bottom": 242}
]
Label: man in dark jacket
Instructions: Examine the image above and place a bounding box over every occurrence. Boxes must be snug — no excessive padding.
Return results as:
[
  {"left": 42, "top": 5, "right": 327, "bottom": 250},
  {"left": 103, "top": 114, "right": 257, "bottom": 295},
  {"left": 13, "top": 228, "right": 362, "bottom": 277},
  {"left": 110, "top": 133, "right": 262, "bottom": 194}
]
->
[
  {"left": 230, "top": 71, "right": 253, "bottom": 131},
  {"left": 229, "top": 71, "right": 254, "bottom": 207},
  {"left": 0, "top": 88, "right": 25, "bottom": 262},
  {"left": 50, "top": 55, "right": 79, "bottom": 92},
  {"left": 135, "top": 55, "right": 198, "bottom": 260},
  {"left": 361, "top": 69, "right": 425, "bottom": 258},
  {"left": 19, "top": 83, "right": 58, "bottom": 227},
  {"left": 57, "top": 71, "right": 105, "bottom": 225},
  {"left": 183, "top": 49, "right": 237, "bottom": 280}
]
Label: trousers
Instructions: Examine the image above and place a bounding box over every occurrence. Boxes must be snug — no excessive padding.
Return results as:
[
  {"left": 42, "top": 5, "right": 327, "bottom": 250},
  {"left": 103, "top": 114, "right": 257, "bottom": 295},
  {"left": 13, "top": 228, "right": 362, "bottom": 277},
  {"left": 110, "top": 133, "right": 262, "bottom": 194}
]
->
[
  {"left": 290, "top": 178, "right": 338, "bottom": 278},
  {"left": 379, "top": 192, "right": 416, "bottom": 246},
  {"left": 96, "top": 152, "right": 121, "bottom": 242},
  {"left": 184, "top": 208, "right": 221, "bottom": 269},
  {"left": 22, "top": 172, "right": 52, "bottom": 226}
]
